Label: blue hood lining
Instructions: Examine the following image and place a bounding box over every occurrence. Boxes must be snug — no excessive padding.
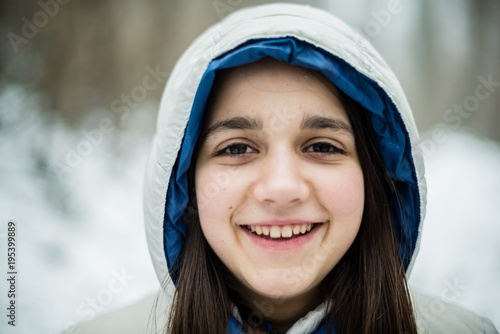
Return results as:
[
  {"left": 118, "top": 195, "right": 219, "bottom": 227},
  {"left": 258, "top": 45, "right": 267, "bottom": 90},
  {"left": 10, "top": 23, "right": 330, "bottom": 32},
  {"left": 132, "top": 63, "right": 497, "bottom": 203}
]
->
[{"left": 164, "top": 37, "right": 420, "bottom": 282}]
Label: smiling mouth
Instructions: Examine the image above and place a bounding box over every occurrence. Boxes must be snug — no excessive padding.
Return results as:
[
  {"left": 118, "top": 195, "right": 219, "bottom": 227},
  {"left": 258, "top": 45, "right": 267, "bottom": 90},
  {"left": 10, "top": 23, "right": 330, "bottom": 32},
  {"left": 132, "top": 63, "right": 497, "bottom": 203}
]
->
[{"left": 243, "top": 223, "right": 320, "bottom": 240}]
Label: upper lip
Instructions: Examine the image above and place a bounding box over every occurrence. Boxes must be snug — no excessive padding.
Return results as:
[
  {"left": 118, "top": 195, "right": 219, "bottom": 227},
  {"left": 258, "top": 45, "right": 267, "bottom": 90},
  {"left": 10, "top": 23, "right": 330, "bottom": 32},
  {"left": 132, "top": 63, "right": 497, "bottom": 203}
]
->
[{"left": 242, "top": 219, "right": 324, "bottom": 226}]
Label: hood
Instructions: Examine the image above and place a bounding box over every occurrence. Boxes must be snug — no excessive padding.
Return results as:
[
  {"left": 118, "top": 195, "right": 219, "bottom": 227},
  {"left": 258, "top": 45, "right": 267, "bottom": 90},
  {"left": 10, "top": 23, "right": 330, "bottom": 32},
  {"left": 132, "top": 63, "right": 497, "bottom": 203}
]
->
[{"left": 143, "top": 2, "right": 426, "bottom": 290}]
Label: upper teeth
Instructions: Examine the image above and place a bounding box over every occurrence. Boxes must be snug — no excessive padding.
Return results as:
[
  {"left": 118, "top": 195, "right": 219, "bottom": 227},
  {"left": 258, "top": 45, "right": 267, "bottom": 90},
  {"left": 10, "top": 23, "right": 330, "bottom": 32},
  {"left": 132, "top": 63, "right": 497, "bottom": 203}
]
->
[{"left": 246, "top": 224, "right": 313, "bottom": 238}]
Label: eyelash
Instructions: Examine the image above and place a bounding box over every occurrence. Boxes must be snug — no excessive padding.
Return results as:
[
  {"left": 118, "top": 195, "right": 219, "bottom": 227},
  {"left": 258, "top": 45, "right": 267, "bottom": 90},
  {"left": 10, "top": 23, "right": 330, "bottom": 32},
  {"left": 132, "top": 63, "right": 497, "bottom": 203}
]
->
[
  {"left": 215, "top": 143, "right": 257, "bottom": 157},
  {"left": 304, "top": 142, "right": 346, "bottom": 155},
  {"left": 215, "top": 142, "right": 346, "bottom": 157}
]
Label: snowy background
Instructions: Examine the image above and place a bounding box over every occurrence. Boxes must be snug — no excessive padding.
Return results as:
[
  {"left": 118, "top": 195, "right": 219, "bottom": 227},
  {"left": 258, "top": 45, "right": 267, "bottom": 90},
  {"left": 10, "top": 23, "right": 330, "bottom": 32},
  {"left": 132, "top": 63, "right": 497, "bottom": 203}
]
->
[{"left": 0, "top": 1, "right": 499, "bottom": 333}]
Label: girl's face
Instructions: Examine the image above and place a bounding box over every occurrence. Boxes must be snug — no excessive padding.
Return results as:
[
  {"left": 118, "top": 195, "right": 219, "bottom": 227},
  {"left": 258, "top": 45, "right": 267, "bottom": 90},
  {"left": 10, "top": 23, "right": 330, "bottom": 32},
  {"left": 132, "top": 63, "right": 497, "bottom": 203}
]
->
[{"left": 195, "top": 60, "right": 364, "bottom": 304}]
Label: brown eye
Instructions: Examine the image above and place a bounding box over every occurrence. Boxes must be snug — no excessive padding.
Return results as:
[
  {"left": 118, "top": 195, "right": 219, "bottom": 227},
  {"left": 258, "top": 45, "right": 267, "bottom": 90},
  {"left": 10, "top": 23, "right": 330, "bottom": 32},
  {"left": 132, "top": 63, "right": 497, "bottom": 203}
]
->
[
  {"left": 304, "top": 142, "right": 345, "bottom": 155},
  {"left": 217, "top": 143, "right": 257, "bottom": 156}
]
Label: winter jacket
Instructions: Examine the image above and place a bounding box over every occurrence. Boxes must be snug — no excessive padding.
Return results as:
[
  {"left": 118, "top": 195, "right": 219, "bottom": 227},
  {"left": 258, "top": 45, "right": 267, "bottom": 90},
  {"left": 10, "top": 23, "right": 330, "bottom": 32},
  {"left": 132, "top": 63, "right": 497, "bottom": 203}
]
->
[{"left": 73, "top": 3, "right": 498, "bottom": 334}]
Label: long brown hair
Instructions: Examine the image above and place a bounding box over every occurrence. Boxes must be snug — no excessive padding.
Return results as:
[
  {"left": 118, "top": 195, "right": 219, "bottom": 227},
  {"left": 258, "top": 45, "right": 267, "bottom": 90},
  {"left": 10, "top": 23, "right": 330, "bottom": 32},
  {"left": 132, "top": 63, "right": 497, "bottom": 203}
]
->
[{"left": 163, "top": 66, "right": 417, "bottom": 334}]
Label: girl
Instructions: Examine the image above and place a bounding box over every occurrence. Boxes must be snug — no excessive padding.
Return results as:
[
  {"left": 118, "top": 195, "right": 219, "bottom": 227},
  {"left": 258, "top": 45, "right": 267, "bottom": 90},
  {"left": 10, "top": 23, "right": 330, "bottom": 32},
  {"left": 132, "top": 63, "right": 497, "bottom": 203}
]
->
[
  {"left": 136, "top": 3, "right": 496, "bottom": 334},
  {"left": 166, "top": 57, "right": 414, "bottom": 333}
]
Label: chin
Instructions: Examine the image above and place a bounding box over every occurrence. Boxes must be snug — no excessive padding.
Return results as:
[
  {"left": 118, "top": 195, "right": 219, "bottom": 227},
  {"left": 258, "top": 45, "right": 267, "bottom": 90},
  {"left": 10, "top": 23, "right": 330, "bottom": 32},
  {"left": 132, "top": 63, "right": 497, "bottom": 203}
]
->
[{"left": 244, "top": 270, "right": 319, "bottom": 301}]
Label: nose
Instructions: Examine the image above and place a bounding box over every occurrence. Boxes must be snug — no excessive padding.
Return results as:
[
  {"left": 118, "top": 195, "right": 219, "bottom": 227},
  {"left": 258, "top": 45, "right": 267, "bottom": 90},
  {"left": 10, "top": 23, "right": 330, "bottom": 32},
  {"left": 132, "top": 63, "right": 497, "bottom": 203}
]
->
[{"left": 252, "top": 147, "right": 310, "bottom": 207}]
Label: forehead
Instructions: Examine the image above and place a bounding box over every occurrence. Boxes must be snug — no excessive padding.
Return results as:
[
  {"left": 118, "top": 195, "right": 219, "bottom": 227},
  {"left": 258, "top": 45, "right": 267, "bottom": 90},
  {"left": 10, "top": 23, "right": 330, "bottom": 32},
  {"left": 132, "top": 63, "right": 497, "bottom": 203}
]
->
[{"left": 206, "top": 59, "right": 346, "bottom": 123}]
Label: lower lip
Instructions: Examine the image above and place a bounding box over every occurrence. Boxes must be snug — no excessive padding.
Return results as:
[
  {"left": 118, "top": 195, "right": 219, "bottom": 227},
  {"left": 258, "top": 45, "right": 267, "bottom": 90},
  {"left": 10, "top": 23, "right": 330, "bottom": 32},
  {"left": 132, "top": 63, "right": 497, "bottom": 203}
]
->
[{"left": 241, "top": 224, "right": 322, "bottom": 251}]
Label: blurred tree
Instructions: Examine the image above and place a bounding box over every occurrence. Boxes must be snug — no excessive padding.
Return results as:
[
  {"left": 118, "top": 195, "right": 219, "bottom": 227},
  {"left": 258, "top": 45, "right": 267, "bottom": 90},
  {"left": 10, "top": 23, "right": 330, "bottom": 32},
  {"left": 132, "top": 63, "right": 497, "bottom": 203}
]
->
[{"left": 466, "top": 0, "right": 500, "bottom": 141}]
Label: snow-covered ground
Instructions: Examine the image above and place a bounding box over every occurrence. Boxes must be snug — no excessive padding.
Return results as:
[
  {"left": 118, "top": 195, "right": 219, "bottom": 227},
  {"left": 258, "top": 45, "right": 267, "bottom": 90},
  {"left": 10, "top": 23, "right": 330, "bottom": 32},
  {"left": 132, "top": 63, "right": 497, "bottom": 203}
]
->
[{"left": 0, "top": 86, "right": 499, "bottom": 333}]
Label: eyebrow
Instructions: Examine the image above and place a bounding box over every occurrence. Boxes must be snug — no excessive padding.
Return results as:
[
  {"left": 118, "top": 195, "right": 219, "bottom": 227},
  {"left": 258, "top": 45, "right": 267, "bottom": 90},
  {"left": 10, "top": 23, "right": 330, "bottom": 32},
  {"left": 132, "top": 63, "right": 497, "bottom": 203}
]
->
[
  {"left": 300, "top": 115, "right": 353, "bottom": 136},
  {"left": 203, "top": 114, "right": 353, "bottom": 139},
  {"left": 203, "top": 116, "right": 262, "bottom": 139}
]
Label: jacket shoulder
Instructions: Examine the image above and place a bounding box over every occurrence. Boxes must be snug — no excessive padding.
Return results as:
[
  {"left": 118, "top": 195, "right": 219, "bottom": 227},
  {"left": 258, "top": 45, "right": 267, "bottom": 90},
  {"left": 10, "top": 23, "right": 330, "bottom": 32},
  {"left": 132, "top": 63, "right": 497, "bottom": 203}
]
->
[
  {"left": 68, "top": 292, "right": 171, "bottom": 334},
  {"left": 413, "top": 291, "right": 498, "bottom": 334}
]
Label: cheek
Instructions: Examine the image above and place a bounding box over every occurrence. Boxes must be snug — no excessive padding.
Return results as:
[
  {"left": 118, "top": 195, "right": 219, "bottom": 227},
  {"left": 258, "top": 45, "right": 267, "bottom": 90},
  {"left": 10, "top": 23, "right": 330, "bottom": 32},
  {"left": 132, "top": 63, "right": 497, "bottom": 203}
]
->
[
  {"left": 316, "top": 165, "right": 364, "bottom": 254},
  {"left": 195, "top": 167, "right": 243, "bottom": 246},
  {"left": 318, "top": 165, "right": 365, "bottom": 222},
  {"left": 195, "top": 167, "right": 237, "bottom": 214}
]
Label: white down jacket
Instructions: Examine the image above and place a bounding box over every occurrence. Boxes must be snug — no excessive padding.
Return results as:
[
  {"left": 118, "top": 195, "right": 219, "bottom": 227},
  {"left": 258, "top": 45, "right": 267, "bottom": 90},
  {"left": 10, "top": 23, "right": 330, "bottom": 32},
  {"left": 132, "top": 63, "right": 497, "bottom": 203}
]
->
[{"left": 74, "top": 3, "right": 498, "bottom": 334}]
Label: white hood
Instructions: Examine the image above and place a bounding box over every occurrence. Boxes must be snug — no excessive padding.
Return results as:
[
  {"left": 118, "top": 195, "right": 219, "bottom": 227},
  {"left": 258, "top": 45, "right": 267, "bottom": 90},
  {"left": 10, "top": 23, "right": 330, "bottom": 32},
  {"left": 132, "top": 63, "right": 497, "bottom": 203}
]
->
[{"left": 143, "top": 2, "right": 426, "bottom": 289}]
